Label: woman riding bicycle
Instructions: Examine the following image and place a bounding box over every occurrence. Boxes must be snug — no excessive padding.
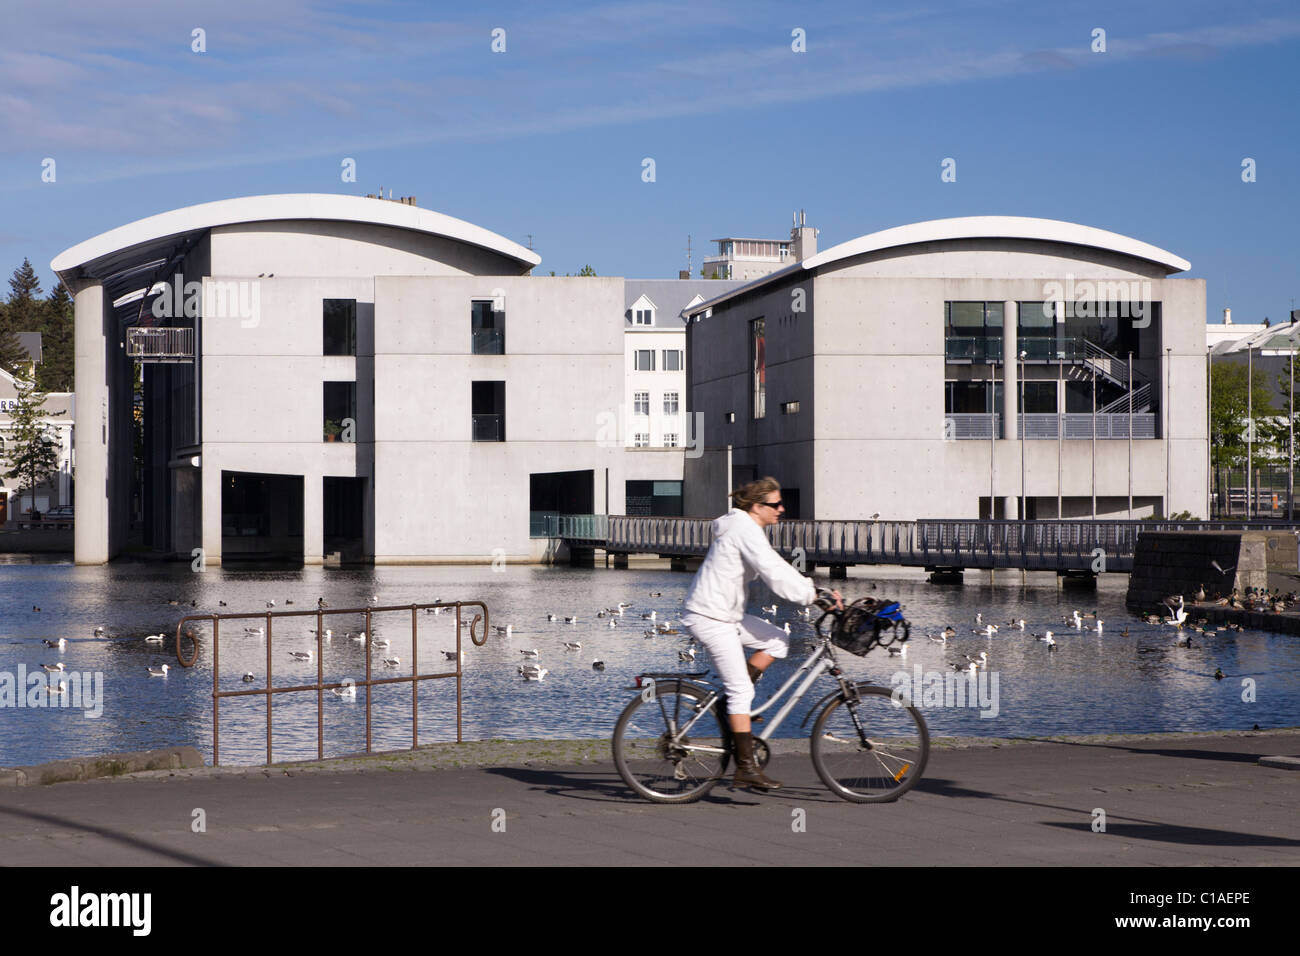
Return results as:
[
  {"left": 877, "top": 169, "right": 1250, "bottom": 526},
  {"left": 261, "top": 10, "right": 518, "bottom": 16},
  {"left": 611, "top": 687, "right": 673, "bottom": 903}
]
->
[{"left": 681, "top": 477, "right": 841, "bottom": 791}]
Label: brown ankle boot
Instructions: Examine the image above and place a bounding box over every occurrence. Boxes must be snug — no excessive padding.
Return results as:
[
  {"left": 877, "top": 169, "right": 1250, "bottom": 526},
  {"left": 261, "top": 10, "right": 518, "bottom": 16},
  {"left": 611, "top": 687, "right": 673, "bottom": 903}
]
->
[
  {"left": 732, "top": 731, "right": 781, "bottom": 790},
  {"left": 747, "top": 662, "right": 763, "bottom": 684}
]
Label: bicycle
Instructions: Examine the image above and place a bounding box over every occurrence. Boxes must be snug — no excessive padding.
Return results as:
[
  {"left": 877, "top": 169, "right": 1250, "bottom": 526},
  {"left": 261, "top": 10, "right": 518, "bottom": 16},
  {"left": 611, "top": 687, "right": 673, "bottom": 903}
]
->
[{"left": 611, "top": 594, "right": 930, "bottom": 804}]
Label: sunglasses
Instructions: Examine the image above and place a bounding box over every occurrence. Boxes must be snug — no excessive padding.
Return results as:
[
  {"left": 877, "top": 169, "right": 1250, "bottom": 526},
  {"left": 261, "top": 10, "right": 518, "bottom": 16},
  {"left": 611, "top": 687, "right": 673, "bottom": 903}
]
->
[{"left": 758, "top": 500, "right": 784, "bottom": 510}]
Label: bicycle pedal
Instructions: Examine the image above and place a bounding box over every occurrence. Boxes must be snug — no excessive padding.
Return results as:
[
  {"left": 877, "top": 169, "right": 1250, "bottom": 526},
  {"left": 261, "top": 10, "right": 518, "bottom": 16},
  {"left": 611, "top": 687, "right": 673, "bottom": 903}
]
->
[{"left": 750, "top": 715, "right": 764, "bottom": 724}]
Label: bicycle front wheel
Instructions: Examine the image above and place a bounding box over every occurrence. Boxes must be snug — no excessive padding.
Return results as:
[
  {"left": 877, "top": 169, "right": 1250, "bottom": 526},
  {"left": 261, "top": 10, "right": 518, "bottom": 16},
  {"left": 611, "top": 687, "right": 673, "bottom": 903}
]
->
[
  {"left": 810, "top": 685, "right": 929, "bottom": 803},
  {"left": 612, "top": 682, "right": 729, "bottom": 804}
]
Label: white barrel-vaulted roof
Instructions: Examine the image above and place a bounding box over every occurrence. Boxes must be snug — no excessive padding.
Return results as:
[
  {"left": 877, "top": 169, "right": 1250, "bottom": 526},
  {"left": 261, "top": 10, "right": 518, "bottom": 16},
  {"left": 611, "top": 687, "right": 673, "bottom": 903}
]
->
[
  {"left": 683, "top": 215, "right": 1190, "bottom": 317},
  {"left": 52, "top": 193, "right": 541, "bottom": 298}
]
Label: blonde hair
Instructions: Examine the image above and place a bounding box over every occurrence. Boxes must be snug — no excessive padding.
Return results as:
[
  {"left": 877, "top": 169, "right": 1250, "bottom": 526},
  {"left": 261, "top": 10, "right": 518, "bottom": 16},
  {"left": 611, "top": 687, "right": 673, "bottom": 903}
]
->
[{"left": 731, "top": 476, "right": 781, "bottom": 512}]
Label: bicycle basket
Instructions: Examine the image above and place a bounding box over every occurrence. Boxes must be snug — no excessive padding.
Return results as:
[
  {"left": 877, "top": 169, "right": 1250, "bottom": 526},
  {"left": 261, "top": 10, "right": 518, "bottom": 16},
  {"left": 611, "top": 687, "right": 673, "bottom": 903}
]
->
[{"left": 828, "top": 597, "right": 909, "bottom": 657}]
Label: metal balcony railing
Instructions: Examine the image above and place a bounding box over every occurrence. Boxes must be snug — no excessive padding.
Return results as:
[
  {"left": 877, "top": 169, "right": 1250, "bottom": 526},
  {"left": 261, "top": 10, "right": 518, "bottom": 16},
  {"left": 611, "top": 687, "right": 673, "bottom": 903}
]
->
[
  {"left": 472, "top": 414, "right": 504, "bottom": 441},
  {"left": 945, "top": 413, "right": 1003, "bottom": 439},
  {"left": 944, "top": 336, "right": 1004, "bottom": 362},
  {"left": 471, "top": 328, "right": 504, "bottom": 355},
  {"left": 1016, "top": 413, "right": 1157, "bottom": 439},
  {"left": 126, "top": 327, "right": 195, "bottom": 362}
]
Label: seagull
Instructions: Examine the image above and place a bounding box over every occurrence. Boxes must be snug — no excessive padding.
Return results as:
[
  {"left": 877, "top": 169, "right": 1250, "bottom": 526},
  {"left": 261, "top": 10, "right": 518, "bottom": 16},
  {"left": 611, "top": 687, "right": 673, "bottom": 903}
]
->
[
  {"left": 1043, "top": 634, "right": 1057, "bottom": 650},
  {"left": 547, "top": 613, "right": 558, "bottom": 621},
  {"left": 928, "top": 633, "right": 948, "bottom": 645},
  {"left": 494, "top": 625, "right": 513, "bottom": 637},
  {"left": 608, "top": 620, "right": 617, "bottom": 628},
  {"left": 965, "top": 651, "right": 989, "bottom": 667},
  {"left": 975, "top": 612, "right": 983, "bottom": 625},
  {"left": 782, "top": 622, "right": 791, "bottom": 635},
  {"left": 950, "top": 660, "right": 978, "bottom": 675},
  {"left": 47, "top": 680, "right": 67, "bottom": 694},
  {"left": 245, "top": 627, "right": 265, "bottom": 637},
  {"left": 93, "top": 626, "right": 105, "bottom": 637},
  {"left": 144, "top": 634, "right": 165, "bottom": 644},
  {"left": 592, "top": 660, "right": 606, "bottom": 671},
  {"left": 520, "top": 649, "right": 540, "bottom": 658},
  {"left": 332, "top": 684, "right": 356, "bottom": 698},
  {"left": 371, "top": 639, "right": 390, "bottom": 649},
  {"left": 350, "top": 631, "right": 367, "bottom": 642},
  {"left": 888, "top": 644, "right": 907, "bottom": 657},
  {"left": 1094, "top": 620, "right": 1104, "bottom": 634},
  {"left": 641, "top": 611, "right": 657, "bottom": 621},
  {"left": 563, "top": 641, "right": 582, "bottom": 651},
  {"left": 41, "top": 662, "right": 65, "bottom": 672},
  {"left": 762, "top": 604, "right": 778, "bottom": 616},
  {"left": 679, "top": 648, "right": 696, "bottom": 661},
  {"left": 519, "top": 665, "right": 548, "bottom": 681},
  {"left": 241, "top": 672, "right": 256, "bottom": 682},
  {"left": 147, "top": 664, "right": 170, "bottom": 676},
  {"left": 266, "top": 600, "right": 276, "bottom": 608},
  {"left": 382, "top": 657, "right": 401, "bottom": 667},
  {"left": 43, "top": 638, "right": 67, "bottom": 649},
  {"left": 564, "top": 616, "right": 579, "bottom": 625},
  {"left": 288, "top": 651, "right": 312, "bottom": 661}
]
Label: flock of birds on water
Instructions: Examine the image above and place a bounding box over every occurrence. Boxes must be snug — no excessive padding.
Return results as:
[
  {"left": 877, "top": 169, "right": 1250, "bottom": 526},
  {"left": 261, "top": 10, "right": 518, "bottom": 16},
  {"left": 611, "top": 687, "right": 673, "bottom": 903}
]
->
[{"left": 20, "top": 582, "right": 1276, "bottom": 695}]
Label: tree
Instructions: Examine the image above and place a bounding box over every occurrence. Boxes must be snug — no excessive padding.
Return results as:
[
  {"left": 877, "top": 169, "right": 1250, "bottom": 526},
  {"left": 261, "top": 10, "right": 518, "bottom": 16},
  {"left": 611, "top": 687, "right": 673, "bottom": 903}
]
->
[
  {"left": 0, "top": 259, "right": 43, "bottom": 378},
  {"left": 3, "top": 380, "right": 64, "bottom": 516},
  {"left": 1209, "top": 360, "right": 1278, "bottom": 469},
  {"left": 36, "top": 281, "right": 74, "bottom": 392},
  {"left": 577, "top": 264, "right": 597, "bottom": 276}
]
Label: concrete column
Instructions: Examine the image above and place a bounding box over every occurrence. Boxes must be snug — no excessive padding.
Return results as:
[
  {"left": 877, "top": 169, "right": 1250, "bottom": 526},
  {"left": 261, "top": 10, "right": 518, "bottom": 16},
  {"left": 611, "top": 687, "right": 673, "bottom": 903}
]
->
[
  {"left": 201, "top": 458, "right": 222, "bottom": 566},
  {"left": 73, "top": 282, "right": 108, "bottom": 564},
  {"left": 1002, "top": 300, "right": 1018, "bottom": 521},
  {"left": 304, "top": 474, "right": 323, "bottom": 565}
]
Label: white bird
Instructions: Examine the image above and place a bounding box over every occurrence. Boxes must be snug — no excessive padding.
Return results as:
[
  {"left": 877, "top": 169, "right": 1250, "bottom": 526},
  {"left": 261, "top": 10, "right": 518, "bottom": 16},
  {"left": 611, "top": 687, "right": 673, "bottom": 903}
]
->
[
  {"left": 518, "top": 665, "right": 548, "bottom": 681},
  {"left": 371, "top": 639, "right": 389, "bottom": 649},
  {"left": 1094, "top": 620, "right": 1104, "bottom": 634},
  {"left": 147, "top": 664, "right": 170, "bottom": 676},
  {"left": 382, "top": 657, "right": 401, "bottom": 667},
  {"left": 762, "top": 604, "right": 777, "bottom": 615},
  {"left": 350, "top": 631, "right": 366, "bottom": 642},
  {"left": 314, "top": 629, "right": 333, "bottom": 640},
  {"left": 563, "top": 641, "right": 582, "bottom": 651},
  {"left": 241, "top": 672, "right": 256, "bottom": 683},
  {"left": 43, "top": 638, "right": 67, "bottom": 649},
  {"left": 888, "top": 644, "right": 907, "bottom": 657},
  {"left": 266, "top": 601, "right": 276, "bottom": 608},
  {"left": 331, "top": 684, "right": 356, "bottom": 698},
  {"left": 93, "top": 626, "right": 105, "bottom": 637},
  {"left": 520, "top": 648, "right": 540, "bottom": 658},
  {"left": 288, "top": 651, "right": 312, "bottom": 661},
  {"left": 951, "top": 660, "right": 978, "bottom": 675},
  {"left": 965, "top": 651, "right": 989, "bottom": 668},
  {"left": 975, "top": 612, "right": 983, "bottom": 625},
  {"left": 929, "top": 633, "right": 948, "bottom": 645},
  {"left": 608, "top": 620, "right": 617, "bottom": 628},
  {"left": 144, "top": 634, "right": 165, "bottom": 644},
  {"left": 679, "top": 647, "right": 696, "bottom": 661},
  {"left": 1043, "top": 634, "right": 1057, "bottom": 649},
  {"left": 494, "top": 625, "right": 513, "bottom": 636},
  {"left": 47, "top": 680, "right": 67, "bottom": 694},
  {"left": 41, "top": 662, "right": 65, "bottom": 672},
  {"left": 973, "top": 624, "right": 998, "bottom": 637},
  {"left": 245, "top": 627, "right": 265, "bottom": 637},
  {"left": 782, "top": 622, "right": 791, "bottom": 635},
  {"left": 547, "top": 613, "right": 558, "bottom": 622},
  {"left": 564, "top": 616, "right": 579, "bottom": 625},
  {"left": 641, "top": 611, "right": 656, "bottom": 621}
]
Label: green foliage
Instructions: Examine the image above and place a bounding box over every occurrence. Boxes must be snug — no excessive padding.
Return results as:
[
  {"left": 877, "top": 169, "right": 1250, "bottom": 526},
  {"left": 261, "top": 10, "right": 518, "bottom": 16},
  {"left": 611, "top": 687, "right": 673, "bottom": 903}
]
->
[
  {"left": 1209, "top": 359, "right": 1279, "bottom": 468},
  {"left": 577, "top": 264, "right": 597, "bottom": 276},
  {"left": 2, "top": 380, "right": 64, "bottom": 513},
  {"left": 36, "top": 281, "right": 73, "bottom": 392}
]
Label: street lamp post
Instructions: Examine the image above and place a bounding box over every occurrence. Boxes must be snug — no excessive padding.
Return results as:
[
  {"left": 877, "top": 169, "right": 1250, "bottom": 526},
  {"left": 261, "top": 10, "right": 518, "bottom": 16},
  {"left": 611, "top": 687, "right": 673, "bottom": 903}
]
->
[
  {"left": 1091, "top": 365, "right": 1097, "bottom": 519},
  {"left": 989, "top": 360, "right": 996, "bottom": 519},
  {"left": 1166, "top": 346, "right": 1172, "bottom": 518},
  {"left": 1019, "top": 350, "right": 1027, "bottom": 521},
  {"left": 1129, "top": 350, "right": 1134, "bottom": 520}
]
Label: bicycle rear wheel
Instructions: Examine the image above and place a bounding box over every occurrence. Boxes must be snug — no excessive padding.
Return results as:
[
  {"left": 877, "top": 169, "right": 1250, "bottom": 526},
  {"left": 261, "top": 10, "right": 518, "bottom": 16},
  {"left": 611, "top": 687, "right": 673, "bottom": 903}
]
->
[
  {"left": 810, "top": 684, "right": 929, "bottom": 803},
  {"left": 612, "top": 682, "right": 729, "bottom": 803}
]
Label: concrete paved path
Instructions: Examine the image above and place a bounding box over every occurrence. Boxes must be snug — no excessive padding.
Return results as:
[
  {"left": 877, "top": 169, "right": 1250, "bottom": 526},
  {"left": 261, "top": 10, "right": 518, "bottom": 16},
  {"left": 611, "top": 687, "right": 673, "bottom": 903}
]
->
[{"left": 0, "top": 731, "right": 1296, "bottom": 866}]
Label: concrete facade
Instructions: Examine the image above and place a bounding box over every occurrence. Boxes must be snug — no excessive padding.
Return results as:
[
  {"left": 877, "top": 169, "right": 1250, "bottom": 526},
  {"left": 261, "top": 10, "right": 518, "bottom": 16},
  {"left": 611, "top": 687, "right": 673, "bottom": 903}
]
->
[{"left": 684, "top": 218, "right": 1207, "bottom": 522}]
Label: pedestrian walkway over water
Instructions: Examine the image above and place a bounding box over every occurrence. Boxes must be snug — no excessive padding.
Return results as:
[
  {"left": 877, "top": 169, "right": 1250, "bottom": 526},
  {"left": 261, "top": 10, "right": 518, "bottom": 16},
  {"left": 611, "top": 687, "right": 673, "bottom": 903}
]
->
[{"left": 546, "top": 517, "right": 1300, "bottom": 573}]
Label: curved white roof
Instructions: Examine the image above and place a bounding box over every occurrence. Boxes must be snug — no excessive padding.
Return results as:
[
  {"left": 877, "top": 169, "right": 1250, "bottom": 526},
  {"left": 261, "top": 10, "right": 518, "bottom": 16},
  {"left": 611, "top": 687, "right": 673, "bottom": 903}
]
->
[
  {"left": 685, "top": 216, "right": 1190, "bottom": 316},
  {"left": 803, "top": 216, "right": 1189, "bottom": 273},
  {"left": 52, "top": 192, "right": 541, "bottom": 281}
]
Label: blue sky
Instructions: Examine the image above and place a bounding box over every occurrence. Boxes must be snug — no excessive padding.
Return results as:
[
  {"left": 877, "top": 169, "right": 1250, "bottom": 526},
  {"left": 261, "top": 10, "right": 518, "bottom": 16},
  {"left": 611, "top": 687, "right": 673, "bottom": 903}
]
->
[{"left": 2, "top": 0, "right": 1297, "bottom": 322}]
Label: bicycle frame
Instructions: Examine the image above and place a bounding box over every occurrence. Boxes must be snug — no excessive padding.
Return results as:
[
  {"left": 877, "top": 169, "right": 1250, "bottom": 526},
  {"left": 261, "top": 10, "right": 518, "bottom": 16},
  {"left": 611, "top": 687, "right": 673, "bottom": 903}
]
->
[{"left": 648, "top": 638, "right": 848, "bottom": 755}]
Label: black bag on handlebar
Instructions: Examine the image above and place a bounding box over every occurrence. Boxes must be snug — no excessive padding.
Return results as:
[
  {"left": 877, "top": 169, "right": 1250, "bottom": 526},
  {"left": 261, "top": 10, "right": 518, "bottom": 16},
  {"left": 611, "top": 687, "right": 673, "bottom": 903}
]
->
[{"left": 827, "top": 597, "right": 909, "bottom": 657}]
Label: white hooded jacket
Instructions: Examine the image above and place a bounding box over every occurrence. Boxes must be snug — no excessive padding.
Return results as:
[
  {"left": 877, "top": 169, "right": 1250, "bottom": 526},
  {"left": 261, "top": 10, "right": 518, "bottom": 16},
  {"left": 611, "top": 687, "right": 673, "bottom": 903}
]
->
[{"left": 683, "top": 508, "right": 818, "bottom": 623}]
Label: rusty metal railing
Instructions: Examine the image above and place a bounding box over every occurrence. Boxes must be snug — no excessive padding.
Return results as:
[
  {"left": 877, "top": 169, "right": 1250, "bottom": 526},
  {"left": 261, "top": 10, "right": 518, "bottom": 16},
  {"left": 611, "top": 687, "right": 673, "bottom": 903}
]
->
[{"left": 175, "top": 601, "right": 488, "bottom": 766}]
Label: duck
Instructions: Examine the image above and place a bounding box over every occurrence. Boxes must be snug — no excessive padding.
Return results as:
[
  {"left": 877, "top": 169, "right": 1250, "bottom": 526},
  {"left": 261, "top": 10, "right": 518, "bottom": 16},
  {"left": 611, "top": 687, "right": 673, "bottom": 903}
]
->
[
  {"left": 950, "top": 660, "right": 978, "bottom": 675},
  {"left": 1195, "top": 584, "right": 1207, "bottom": 602},
  {"left": 147, "top": 664, "right": 170, "bottom": 676},
  {"left": 1214, "top": 668, "right": 1225, "bottom": 681},
  {"left": 563, "top": 641, "right": 582, "bottom": 651},
  {"left": 382, "top": 657, "right": 401, "bottom": 667},
  {"left": 442, "top": 650, "right": 464, "bottom": 662},
  {"left": 41, "top": 662, "right": 65, "bottom": 672},
  {"left": 1175, "top": 633, "right": 1194, "bottom": 648},
  {"left": 241, "top": 672, "right": 256, "bottom": 682},
  {"left": 288, "top": 651, "right": 312, "bottom": 661},
  {"left": 144, "top": 634, "right": 165, "bottom": 644},
  {"left": 592, "top": 660, "right": 606, "bottom": 671},
  {"left": 520, "top": 648, "right": 540, "bottom": 659},
  {"left": 43, "top": 638, "right": 67, "bottom": 649},
  {"left": 371, "top": 639, "right": 390, "bottom": 649},
  {"left": 547, "top": 613, "right": 558, "bottom": 621},
  {"left": 564, "top": 616, "right": 579, "bottom": 625},
  {"left": 494, "top": 624, "right": 514, "bottom": 637},
  {"left": 93, "top": 626, "right": 106, "bottom": 637},
  {"left": 244, "top": 626, "right": 265, "bottom": 637},
  {"left": 928, "top": 633, "right": 948, "bottom": 645},
  {"left": 641, "top": 611, "right": 656, "bottom": 621},
  {"left": 942, "top": 626, "right": 956, "bottom": 639}
]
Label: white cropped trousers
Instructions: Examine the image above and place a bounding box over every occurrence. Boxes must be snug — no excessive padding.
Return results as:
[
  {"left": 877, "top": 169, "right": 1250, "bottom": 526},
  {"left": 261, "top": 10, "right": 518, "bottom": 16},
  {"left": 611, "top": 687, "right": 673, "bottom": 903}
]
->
[{"left": 680, "top": 611, "right": 789, "bottom": 716}]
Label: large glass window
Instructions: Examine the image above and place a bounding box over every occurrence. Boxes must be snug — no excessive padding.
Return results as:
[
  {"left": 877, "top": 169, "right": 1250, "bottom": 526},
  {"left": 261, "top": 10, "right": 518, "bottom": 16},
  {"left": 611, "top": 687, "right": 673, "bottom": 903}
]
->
[
  {"left": 945, "top": 302, "right": 1003, "bottom": 362},
  {"left": 751, "top": 317, "right": 765, "bottom": 419},
  {"left": 662, "top": 349, "right": 683, "bottom": 371},
  {"left": 472, "top": 381, "right": 505, "bottom": 441},
  {"left": 323, "top": 299, "right": 356, "bottom": 356},
  {"left": 1021, "top": 381, "right": 1057, "bottom": 413},
  {"left": 323, "top": 381, "right": 356, "bottom": 441},
  {"left": 634, "top": 350, "right": 655, "bottom": 371},
  {"left": 633, "top": 391, "right": 649, "bottom": 415},
  {"left": 471, "top": 299, "right": 504, "bottom": 354},
  {"left": 945, "top": 380, "right": 1003, "bottom": 414}
]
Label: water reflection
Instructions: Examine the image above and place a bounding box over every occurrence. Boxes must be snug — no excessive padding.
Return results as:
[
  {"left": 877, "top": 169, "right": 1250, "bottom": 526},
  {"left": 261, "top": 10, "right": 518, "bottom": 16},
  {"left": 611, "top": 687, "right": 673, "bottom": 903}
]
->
[{"left": 0, "top": 562, "right": 1296, "bottom": 766}]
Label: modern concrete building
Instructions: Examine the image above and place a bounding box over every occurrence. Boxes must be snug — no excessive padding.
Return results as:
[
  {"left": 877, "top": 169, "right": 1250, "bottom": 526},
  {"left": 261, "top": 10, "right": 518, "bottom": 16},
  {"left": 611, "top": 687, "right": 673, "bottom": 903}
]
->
[
  {"left": 683, "top": 216, "right": 1207, "bottom": 521},
  {"left": 52, "top": 193, "right": 639, "bottom": 565}
]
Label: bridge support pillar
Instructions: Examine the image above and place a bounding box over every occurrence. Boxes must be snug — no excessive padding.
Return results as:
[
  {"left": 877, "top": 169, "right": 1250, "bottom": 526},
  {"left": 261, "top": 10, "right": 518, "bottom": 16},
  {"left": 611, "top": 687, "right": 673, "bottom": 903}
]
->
[
  {"left": 829, "top": 564, "right": 847, "bottom": 580},
  {"left": 1060, "top": 570, "right": 1098, "bottom": 589},
  {"left": 611, "top": 552, "right": 628, "bottom": 569},
  {"left": 670, "top": 557, "right": 688, "bottom": 572},
  {"left": 568, "top": 547, "right": 596, "bottom": 568}
]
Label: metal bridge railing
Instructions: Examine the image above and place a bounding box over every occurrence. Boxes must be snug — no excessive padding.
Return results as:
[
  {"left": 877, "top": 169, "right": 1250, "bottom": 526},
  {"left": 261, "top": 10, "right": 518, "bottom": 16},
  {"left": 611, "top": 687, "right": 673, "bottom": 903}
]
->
[{"left": 175, "top": 601, "right": 488, "bottom": 766}]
